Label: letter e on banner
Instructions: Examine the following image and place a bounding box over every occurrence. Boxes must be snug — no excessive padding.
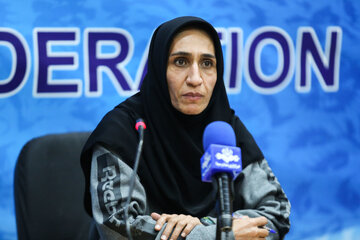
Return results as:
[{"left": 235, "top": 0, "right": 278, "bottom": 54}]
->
[{"left": 33, "top": 28, "right": 82, "bottom": 97}]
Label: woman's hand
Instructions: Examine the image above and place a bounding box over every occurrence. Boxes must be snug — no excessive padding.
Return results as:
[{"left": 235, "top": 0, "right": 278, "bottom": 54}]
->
[
  {"left": 232, "top": 215, "right": 269, "bottom": 240},
  {"left": 151, "top": 212, "right": 201, "bottom": 239}
]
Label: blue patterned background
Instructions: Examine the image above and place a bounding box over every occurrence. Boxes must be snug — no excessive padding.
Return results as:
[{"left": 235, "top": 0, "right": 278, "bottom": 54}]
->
[{"left": 1, "top": 0, "right": 360, "bottom": 239}]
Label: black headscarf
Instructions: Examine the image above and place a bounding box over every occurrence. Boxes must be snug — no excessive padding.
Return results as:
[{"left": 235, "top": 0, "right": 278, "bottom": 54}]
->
[{"left": 81, "top": 16, "right": 263, "bottom": 217}]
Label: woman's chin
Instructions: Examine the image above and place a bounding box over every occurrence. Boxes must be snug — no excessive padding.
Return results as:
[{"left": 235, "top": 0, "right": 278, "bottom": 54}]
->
[{"left": 179, "top": 106, "right": 205, "bottom": 115}]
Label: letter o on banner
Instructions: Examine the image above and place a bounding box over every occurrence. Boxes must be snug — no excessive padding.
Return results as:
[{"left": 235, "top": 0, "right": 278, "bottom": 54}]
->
[{"left": 245, "top": 27, "right": 294, "bottom": 94}]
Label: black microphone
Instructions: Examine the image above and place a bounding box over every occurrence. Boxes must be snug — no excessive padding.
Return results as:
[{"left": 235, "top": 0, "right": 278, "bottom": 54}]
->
[
  {"left": 200, "top": 121, "right": 242, "bottom": 240},
  {"left": 124, "top": 118, "right": 146, "bottom": 240}
]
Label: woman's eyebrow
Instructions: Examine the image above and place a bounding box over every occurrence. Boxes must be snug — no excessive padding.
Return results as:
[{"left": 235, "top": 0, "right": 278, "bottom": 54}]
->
[
  {"left": 202, "top": 53, "right": 216, "bottom": 59},
  {"left": 169, "top": 51, "right": 191, "bottom": 57},
  {"left": 169, "top": 51, "right": 215, "bottom": 59}
]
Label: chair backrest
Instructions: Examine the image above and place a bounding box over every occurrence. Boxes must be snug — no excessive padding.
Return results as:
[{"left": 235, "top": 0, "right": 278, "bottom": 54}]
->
[{"left": 14, "top": 132, "right": 93, "bottom": 240}]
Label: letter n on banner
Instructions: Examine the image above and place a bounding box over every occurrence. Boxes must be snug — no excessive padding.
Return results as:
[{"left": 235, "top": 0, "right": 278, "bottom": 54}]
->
[{"left": 296, "top": 27, "right": 342, "bottom": 92}]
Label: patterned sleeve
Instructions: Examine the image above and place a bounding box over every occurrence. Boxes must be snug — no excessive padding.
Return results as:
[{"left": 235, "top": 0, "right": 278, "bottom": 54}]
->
[
  {"left": 90, "top": 144, "right": 159, "bottom": 239},
  {"left": 233, "top": 158, "right": 291, "bottom": 240}
]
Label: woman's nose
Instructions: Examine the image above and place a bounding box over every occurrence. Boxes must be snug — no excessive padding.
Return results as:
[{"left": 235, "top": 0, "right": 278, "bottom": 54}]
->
[{"left": 186, "top": 63, "right": 203, "bottom": 86}]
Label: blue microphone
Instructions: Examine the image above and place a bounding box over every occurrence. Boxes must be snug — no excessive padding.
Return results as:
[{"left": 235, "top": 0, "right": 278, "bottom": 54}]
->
[
  {"left": 201, "top": 121, "right": 242, "bottom": 239},
  {"left": 201, "top": 121, "right": 242, "bottom": 182}
]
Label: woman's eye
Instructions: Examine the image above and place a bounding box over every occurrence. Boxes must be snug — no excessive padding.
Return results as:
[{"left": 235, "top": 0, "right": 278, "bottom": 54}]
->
[
  {"left": 174, "top": 58, "right": 187, "bottom": 66},
  {"left": 202, "top": 60, "right": 214, "bottom": 68}
]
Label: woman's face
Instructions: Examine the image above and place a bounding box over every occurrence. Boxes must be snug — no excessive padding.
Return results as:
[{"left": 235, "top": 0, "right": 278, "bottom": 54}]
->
[{"left": 166, "top": 28, "right": 217, "bottom": 115}]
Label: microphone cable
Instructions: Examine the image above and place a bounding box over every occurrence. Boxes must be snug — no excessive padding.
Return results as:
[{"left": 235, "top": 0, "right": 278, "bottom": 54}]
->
[{"left": 124, "top": 119, "right": 146, "bottom": 240}]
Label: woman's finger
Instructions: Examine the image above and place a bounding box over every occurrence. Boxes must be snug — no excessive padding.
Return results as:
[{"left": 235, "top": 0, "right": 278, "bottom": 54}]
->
[
  {"left": 233, "top": 216, "right": 270, "bottom": 239},
  {"left": 166, "top": 214, "right": 186, "bottom": 239},
  {"left": 255, "top": 227, "right": 269, "bottom": 238},
  {"left": 251, "top": 216, "right": 268, "bottom": 227},
  {"left": 153, "top": 213, "right": 170, "bottom": 231},
  {"left": 151, "top": 212, "right": 161, "bottom": 220},
  {"left": 160, "top": 214, "right": 178, "bottom": 239},
  {"left": 179, "top": 216, "right": 201, "bottom": 238},
  {"left": 154, "top": 214, "right": 201, "bottom": 240}
]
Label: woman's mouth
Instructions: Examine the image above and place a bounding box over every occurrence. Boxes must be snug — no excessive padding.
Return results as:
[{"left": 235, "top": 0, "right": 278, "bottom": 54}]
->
[{"left": 182, "top": 92, "right": 203, "bottom": 101}]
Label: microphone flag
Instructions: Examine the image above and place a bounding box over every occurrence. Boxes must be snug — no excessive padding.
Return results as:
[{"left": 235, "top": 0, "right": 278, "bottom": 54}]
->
[{"left": 200, "top": 121, "right": 242, "bottom": 182}]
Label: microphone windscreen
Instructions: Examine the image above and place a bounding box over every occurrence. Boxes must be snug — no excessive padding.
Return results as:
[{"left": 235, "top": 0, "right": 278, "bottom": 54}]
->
[
  {"left": 202, "top": 121, "right": 236, "bottom": 150},
  {"left": 135, "top": 119, "right": 146, "bottom": 131}
]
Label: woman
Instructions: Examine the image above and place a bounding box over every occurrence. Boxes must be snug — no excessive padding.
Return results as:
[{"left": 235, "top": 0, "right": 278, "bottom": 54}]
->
[{"left": 81, "top": 16, "right": 290, "bottom": 240}]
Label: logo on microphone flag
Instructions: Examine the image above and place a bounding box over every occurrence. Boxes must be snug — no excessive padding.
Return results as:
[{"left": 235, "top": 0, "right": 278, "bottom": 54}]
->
[{"left": 201, "top": 144, "right": 242, "bottom": 182}]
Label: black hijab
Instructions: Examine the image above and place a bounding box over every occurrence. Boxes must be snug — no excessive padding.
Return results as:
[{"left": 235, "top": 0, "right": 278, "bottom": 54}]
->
[{"left": 81, "top": 16, "right": 263, "bottom": 217}]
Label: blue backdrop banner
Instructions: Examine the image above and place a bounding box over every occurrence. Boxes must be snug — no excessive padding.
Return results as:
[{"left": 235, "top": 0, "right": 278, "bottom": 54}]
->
[{"left": 1, "top": 0, "right": 359, "bottom": 239}]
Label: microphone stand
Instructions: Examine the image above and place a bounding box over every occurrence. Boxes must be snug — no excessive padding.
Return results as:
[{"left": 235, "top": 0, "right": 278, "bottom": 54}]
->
[
  {"left": 124, "top": 119, "right": 146, "bottom": 240},
  {"left": 215, "top": 173, "right": 234, "bottom": 240}
]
